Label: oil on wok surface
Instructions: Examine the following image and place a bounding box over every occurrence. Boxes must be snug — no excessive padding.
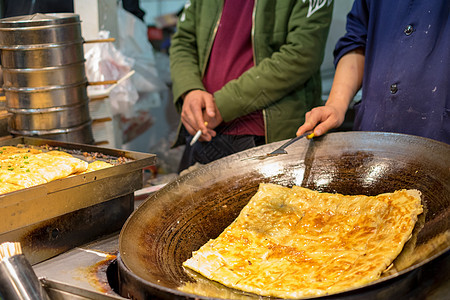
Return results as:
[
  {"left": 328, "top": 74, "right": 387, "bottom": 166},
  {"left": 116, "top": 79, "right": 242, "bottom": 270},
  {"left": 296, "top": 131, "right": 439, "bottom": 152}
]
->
[{"left": 118, "top": 132, "right": 450, "bottom": 299}]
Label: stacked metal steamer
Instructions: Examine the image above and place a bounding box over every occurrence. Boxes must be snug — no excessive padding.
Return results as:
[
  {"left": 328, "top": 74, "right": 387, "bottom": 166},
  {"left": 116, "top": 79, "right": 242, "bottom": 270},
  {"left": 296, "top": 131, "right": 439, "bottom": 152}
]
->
[{"left": 0, "top": 13, "right": 94, "bottom": 144}]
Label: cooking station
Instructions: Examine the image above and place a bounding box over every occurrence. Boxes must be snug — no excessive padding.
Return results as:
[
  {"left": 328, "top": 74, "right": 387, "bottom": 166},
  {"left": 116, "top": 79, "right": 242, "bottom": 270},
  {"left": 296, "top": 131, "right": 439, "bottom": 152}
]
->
[
  {"left": 27, "top": 132, "right": 450, "bottom": 300},
  {"left": 0, "top": 136, "right": 155, "bottom": 299},
  {"left": 34, "top": 233, "right": 450, "bottom": 300},
  {"left": 0, "top": 134, "right": 447, "bottom": 299},
  {"left": 0, "top": 11, "right": 449, "bottom": 300}
]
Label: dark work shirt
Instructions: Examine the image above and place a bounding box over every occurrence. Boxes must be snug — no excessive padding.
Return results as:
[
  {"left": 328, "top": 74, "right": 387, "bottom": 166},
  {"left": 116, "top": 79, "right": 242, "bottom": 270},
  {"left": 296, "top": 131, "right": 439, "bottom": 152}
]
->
[{"left": 334, "top": 0, "right": 449, "bottom": 144}]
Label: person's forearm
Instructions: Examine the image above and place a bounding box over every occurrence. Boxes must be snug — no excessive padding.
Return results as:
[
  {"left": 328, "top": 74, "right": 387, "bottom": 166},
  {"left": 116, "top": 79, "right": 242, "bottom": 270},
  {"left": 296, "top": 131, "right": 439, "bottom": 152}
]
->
[
  {"left": 295, "top": 48, "right": 365, "bottom": 137},
  {"left": 326, "top": 48, "right": 365, "bottom": 115}
]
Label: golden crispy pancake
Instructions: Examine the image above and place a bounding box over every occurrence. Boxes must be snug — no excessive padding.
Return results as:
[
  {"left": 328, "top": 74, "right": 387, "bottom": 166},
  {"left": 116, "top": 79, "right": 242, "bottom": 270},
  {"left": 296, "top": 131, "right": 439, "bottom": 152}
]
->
[
  {"left": 0, "top": 146, "right": 41, "bottom": 160},
  {"left": 0, "top": 181, "right": 23, "bottom": 194},
  {"left": 183, "top": 183, "right": 423, "bottom": 299},
  {"left": 0, "top": 147, "right": 89, "bottom": 194},
  {"left": 84, "top": 160, "right": 113, "bottom": 172}
]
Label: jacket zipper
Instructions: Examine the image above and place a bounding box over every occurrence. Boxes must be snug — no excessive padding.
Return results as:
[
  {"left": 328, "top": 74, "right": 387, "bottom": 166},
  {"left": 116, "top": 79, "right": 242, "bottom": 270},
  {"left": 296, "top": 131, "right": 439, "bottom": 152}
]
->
[
  {"left": 201, "top": 1, "right": 223, "bottom": 77},
  {"left": 252, "top": 0, "right": 268, "bottom": 143}
]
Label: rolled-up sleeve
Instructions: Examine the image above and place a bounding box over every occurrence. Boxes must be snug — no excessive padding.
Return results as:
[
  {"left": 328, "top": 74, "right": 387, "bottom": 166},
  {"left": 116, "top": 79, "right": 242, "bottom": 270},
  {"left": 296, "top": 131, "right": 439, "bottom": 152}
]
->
[{"left": 333, "top": 0, "right": 369, "bottom": 66}]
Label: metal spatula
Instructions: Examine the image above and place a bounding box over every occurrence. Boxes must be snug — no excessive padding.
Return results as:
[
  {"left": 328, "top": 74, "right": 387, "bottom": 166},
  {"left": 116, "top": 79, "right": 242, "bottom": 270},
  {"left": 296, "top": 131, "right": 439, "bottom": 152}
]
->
[
  {"left": 246, "top": 131, "right": 314, "bottom": 160},
  {"left": 268, "top": 131, "right": 315, "bottom": 156}
]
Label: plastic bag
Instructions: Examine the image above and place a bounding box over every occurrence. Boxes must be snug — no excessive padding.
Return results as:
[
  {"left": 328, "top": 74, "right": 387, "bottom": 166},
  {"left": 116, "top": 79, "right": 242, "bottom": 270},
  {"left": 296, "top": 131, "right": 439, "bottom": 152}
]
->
[
  {"left": 116, "top": 1, "right": 167, "bottom": 94},
  {"left": 85, "top": 30, "right": 139, "bottom": 118}
]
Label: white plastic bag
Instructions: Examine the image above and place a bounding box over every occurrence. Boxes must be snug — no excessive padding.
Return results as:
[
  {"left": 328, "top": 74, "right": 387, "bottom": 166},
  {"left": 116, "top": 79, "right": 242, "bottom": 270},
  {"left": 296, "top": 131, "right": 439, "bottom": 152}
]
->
[
  {"left": 85, "top": 30, "right": 139, "bottom": 118},
  {"left": 116, "top": 1, "right": 167, "bottom": 94}
]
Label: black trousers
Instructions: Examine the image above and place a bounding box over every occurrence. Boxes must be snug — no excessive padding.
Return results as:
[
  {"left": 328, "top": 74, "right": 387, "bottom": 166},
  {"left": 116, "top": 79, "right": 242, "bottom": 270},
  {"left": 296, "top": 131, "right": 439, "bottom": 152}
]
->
[{"left": 178, "top": 133, "right": 265, "bottom": 173}]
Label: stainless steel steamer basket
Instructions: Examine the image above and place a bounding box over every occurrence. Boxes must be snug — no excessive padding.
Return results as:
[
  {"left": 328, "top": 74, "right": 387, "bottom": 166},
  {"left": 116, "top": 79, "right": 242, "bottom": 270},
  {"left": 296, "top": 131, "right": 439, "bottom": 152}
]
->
[
  {"left": 2, "top": 62, "right": 87, "bottom": 88},
  {"left": 0, "top": 13, "right": 93, "bottom": 144},
  {"left": 8, "top": 121, "right": 94, "bottom": 144},
  {"left": 0, "top": 40, "right": 85, "bottom": 68},
  {"left": 7, "top": 98, "right": 91, "bottom": 131},
  {"left": 3, "top": 81, "right": 88, "bottom": 109},
  {"left": 0, "top": 13, "right": 82, "bottom": 46}
]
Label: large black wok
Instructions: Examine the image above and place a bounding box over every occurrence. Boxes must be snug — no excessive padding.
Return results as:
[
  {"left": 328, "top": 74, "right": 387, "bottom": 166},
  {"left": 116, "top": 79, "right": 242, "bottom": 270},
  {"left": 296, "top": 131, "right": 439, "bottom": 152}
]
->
[{"left": 118, "top": 132, "right": 450, "bottom": 299}]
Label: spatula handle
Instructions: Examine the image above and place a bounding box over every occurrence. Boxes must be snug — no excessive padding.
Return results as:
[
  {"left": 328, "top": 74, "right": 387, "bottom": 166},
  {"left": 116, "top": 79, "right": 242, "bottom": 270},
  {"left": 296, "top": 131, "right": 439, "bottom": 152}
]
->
[{"left": 279, "top": 131, "right": 313, "bottom": 150}]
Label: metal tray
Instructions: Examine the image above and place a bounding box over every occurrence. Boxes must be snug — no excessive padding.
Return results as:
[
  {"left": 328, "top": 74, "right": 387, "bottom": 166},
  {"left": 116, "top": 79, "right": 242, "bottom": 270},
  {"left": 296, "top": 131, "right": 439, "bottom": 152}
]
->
[
  {"left": 0, "top": 110, "right": 11, "bottom": 137},
  {"left": 0, "top": 136, "right": 156, "bottom": 264}
]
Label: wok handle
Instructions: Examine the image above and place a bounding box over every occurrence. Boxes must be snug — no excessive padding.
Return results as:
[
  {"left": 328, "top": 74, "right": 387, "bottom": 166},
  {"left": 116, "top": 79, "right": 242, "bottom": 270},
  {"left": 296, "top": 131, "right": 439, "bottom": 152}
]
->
[{"left": 84, "top": 38, "right": 116, "bottom": 44}]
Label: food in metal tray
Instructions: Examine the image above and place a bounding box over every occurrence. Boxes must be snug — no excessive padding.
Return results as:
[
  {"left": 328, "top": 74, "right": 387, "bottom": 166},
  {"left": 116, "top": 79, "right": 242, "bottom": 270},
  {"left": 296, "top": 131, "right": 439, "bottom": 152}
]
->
[
  {"left": 183, "top": 183, "right": 423, "bottom": 298},
  {"left": 0, "top": 145, "right": 113, "bottom": 195}
]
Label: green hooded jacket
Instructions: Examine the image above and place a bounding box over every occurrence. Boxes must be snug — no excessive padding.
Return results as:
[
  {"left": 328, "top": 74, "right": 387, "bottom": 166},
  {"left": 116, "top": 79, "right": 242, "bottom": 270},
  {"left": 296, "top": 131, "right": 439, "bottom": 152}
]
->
[{"left": 170, "top": 0, "right": 333, "bottom": 146}]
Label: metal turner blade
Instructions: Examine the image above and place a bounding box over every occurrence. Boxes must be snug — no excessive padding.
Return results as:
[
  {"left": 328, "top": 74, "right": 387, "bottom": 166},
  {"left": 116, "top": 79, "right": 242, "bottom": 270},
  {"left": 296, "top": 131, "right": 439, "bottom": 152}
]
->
[
  {"left": 244, "top": 131, "right": 314, "bottom": 160},
  {"left": 268, "top": 131, "right": 314, "bottom": 156}
]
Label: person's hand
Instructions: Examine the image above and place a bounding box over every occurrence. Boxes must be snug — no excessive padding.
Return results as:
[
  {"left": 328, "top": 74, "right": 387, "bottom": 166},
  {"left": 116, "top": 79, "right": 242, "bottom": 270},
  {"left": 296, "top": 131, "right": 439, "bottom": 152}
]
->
[
  {"left": 296, "top": 105, "right": 346, "bottom": 137},
  {"left": 181, "top": 90, "right": 220, "bottom": 141},
  {"left": 296, "top": 48, "right": 363, "bottom": 138},
  {"left": 202, "top": 104, "right": 223, "bottom": 132}
]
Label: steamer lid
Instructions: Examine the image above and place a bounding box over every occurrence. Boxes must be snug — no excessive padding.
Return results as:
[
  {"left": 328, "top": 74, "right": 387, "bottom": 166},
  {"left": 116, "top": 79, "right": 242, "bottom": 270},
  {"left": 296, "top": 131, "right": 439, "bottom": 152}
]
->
[{"left": 0, "top": 13, "right": 80, "bottom": 28}]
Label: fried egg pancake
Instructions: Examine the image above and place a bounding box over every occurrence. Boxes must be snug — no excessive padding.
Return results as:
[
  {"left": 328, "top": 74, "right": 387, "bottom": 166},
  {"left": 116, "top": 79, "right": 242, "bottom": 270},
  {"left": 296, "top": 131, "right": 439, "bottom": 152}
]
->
[
  {"left": 183, "top": 183, "right": 423, "bottom": 298},
  {"left": 0, "top": 146, "right": 112, "bottom": 195}
]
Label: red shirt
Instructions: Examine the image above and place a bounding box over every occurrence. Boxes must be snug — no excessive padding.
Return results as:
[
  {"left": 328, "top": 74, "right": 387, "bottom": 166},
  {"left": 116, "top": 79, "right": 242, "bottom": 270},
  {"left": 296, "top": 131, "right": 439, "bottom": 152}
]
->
[{"left": 202, "top": 0, "right": 264, "bottom": 136}]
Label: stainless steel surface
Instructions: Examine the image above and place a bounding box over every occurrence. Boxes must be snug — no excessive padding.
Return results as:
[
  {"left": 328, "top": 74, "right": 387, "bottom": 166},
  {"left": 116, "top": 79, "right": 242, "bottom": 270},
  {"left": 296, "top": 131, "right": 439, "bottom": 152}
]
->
[
  {"left": 41, "top": 279, "right": 124, "bottom": 300},
  {"left": 0, "top": 254, "right": 50, "bottom": 300},
  {"left": 3, "top": 81, "right": 88, "bottom": 109},
  {"left": 7, "top": 98, "right": 91, "bottom": 131},
  {"left": 2, "top": 62, "right": 87, "bottom": 88},
  {"left": 1, "top": 194, "right": 134, "bottom": 265},
  {"left": 118, "top": 132, "right": 450, "bottom": 299},
  {"left": 0, "top": 13, "right": 82, "bottom": 46},
  {"left": 0, "top": 137, "right": 156, "bottom": 264},
  {"left": 34, "top": 234, "right": 125, "bottom": 300},
  {"left": 0, "top": 136, "right": 156, "bottom": 232},
  {"left": 0, "top": 136, "right": 156, "bottom": 233},
  {"left": 0, "top": 40, "right": 85, "bottom": 69},
  {"left": 31, "top": 198, "right": 154, "bottom": 300},
  {"left": 9, "top": 120, "right": 94, "bottom": 144}
]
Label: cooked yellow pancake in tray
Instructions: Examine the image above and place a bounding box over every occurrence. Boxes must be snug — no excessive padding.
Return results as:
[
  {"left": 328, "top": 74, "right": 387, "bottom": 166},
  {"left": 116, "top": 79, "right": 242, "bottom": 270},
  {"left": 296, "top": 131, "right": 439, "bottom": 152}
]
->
[
  {"left": 0, "top": 146, "right": 113, "bottom": 195},
  {"left": 183, "top": 183, "right": 423, "bottom": 299},
  {"left": 79, "top": 160, "right": 114, "bottom": 173}
]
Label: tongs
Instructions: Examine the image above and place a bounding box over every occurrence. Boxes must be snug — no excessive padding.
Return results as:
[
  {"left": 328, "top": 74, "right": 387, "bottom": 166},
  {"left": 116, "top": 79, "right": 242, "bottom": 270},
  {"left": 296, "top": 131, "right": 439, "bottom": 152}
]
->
[{"left": 246, "top": 131, "right": 315, "bottom": 160}]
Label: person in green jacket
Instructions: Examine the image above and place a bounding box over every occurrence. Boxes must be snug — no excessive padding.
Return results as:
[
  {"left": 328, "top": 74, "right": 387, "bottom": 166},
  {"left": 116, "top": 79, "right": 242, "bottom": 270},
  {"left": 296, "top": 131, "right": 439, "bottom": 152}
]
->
[{"left": 170, "top": 0, "right": 333, "bottom": 172}]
